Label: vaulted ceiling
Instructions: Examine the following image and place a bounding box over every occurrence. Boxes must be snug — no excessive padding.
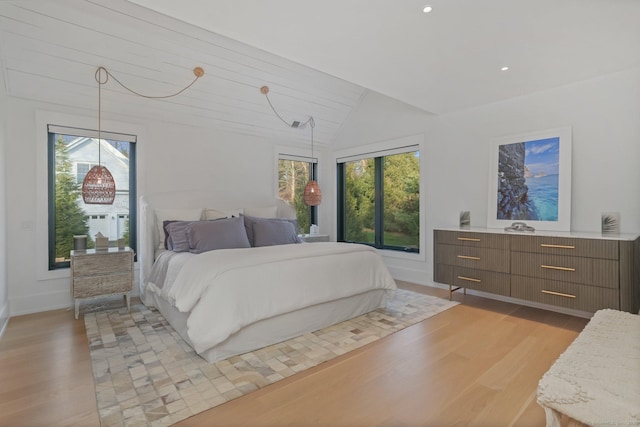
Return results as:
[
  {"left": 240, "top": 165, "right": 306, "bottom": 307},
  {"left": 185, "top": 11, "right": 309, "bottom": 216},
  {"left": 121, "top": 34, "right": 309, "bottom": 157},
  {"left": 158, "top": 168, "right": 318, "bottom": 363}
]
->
[{"left": 1, "top": 0, "right": 639, "bottom": 145}]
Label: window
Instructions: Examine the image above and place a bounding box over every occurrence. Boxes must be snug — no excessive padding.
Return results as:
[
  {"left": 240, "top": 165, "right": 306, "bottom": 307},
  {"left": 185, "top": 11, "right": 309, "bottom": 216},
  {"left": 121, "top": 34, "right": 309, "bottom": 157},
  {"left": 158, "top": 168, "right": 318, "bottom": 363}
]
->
[
  {"left": 76, "top": 162, "right": 96, "bottom": 184},
  {"left": 278, "top": 156, "right": 317, "bottom": 234},
  {"left": 337, "top": 148, "right": 419, "bottom": 252},
  {"left": 47, "top": 125, "right": 136, "bottom": 270}
]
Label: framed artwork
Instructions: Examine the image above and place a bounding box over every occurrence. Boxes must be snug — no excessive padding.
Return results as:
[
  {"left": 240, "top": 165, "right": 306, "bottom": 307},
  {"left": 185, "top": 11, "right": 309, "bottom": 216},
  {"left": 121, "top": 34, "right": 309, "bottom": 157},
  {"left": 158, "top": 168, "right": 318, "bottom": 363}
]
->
[{"left": 487, "top": 127, "right": 572, "bottom": 231}]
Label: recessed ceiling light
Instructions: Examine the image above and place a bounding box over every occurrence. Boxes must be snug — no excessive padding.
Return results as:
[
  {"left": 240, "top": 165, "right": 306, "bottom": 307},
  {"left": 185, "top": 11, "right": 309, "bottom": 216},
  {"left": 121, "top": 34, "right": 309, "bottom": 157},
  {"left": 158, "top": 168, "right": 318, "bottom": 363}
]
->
[
  {"left": 501, "top": 66, "right": 510, "bottom": 71},
  {"left": 422, "top": 5, "right": 433, "bottom": 13}
]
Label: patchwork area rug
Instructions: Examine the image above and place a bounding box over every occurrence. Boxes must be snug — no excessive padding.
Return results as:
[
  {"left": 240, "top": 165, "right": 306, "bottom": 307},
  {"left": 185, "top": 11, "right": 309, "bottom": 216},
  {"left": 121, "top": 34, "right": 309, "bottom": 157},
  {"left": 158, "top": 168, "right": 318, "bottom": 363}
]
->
[{"left": 85, "top": 289, "right": 458, "bottom": 427}]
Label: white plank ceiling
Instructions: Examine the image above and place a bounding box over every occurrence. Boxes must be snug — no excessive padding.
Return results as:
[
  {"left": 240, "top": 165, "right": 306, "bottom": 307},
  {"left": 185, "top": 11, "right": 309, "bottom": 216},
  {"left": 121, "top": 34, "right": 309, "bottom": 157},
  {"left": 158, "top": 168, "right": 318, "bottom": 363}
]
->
[
  {"left": 2, "top": 0, "right": 639, "bottom": 145},
  {"left": 0, "top": 0, "right": 367, "bottom": 145}
]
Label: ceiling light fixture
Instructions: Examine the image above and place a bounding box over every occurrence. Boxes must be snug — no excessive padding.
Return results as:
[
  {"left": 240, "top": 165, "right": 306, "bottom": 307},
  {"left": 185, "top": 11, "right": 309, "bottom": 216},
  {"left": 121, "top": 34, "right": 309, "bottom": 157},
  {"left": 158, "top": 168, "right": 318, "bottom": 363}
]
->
[
  {"left": 422, "top": 5, "right": 433, "bottom": 13},
  {"left": 260, "top": 85, "right": 322, "bottom": 206},
  {"left": 501, "top": 66, "right": 510, "bottom": 71},
  {"left": 82, "top": 66, "right": 204, "bottom": 204}
]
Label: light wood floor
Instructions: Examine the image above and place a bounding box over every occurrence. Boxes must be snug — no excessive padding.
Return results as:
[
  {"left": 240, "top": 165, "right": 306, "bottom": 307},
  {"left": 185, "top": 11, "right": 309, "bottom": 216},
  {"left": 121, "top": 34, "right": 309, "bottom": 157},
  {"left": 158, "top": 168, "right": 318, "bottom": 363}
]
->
[{"left": 0, "top": 282, "right": 588, "bottom": 427}]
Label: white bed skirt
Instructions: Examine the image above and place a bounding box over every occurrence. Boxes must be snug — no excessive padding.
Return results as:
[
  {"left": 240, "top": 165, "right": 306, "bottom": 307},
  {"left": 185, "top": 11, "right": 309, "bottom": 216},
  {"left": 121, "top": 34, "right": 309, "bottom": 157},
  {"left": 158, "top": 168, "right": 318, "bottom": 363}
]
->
[{"left": 145, "top": 288, "right": 389, "bottom": 363}]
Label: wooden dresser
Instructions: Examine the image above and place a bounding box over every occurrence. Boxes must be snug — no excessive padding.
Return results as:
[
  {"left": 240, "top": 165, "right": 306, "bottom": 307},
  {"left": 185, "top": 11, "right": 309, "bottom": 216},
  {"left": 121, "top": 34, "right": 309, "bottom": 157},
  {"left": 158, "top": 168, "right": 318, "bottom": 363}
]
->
[
  {"left": 70, "top": 247, "right": 134, "bottom": 319},
  {"left": 434, "top": 228, "right": 640, "bottom": 314}
]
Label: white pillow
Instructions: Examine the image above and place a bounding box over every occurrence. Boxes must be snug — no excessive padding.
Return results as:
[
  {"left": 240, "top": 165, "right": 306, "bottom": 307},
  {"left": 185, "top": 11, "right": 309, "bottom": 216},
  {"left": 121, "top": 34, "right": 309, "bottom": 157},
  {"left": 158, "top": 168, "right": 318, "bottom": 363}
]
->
[
  {"left": 203, "top": 208, "right": 244, "bottom": 220},
  {"left": 244, "top": 205, "right": 278, "bottom": 218},
  {"left": 155, "top": 208, "right": 203, "bottom": 248}
]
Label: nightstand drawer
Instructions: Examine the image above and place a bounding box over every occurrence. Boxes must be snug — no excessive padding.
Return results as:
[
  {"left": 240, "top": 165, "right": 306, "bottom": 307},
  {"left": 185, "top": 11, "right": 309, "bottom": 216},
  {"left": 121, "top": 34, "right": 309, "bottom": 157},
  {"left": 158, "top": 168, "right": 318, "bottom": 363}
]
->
[
  {"left": 73, "top": 273, "right": 132, "bottom": 298},
  {"left": 511, "top": 252, "right": 619, "bottom": 288},
  {"left": 511, "top": 276, "right": 619, "bottom": 312},
  {"left": 435, "top": 230, "right": 510, "bottom": 250},
  {"left": 72, "top": 252, "right": 132, "bottom": 276}
]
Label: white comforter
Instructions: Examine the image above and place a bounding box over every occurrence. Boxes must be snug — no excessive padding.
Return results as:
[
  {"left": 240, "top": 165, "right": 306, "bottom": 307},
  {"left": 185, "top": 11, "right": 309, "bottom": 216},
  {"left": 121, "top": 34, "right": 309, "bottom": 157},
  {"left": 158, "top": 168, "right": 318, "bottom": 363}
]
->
[{"left": 150, "top": 242, "right": 396, "bottom": 354}]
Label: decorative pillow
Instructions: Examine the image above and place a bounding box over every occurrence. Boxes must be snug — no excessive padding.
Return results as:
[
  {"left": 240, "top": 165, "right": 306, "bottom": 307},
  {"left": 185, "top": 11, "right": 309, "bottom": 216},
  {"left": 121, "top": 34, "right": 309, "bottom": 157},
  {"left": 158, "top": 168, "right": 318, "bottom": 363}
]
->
[
  {"left": 244, "top": 205, "right": 278, "bottom": 218},
  {"left": 243, "top": 215, "right": 299, "bottom": 247},
  {"left": 203, "top": 207, "right": 244, "bottom": 220},
  {"left": 164, "top": 220, "right": 196, "bottom": 252},
  {"left": 187, "top": 216, "right": 251, "bottom": 254},
  {"left": 155, "top": 208, "right": 202, "bottom": 248},
  {"left": 252, "top": 220, "right": 301, "bottom": 247}
]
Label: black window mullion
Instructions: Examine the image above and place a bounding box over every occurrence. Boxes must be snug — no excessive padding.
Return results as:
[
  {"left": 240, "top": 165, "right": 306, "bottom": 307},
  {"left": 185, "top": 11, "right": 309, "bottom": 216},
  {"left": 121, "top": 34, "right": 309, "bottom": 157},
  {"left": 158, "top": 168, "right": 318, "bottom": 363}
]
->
[
  {"left": 336, "top": 163, "right": 346, "bottom": 241},
  {"left": 374, "top": 157, "right": 384, "bottom": 247},
  {"left": 310, "top": 162, "right": 318, "bottom": 226}
]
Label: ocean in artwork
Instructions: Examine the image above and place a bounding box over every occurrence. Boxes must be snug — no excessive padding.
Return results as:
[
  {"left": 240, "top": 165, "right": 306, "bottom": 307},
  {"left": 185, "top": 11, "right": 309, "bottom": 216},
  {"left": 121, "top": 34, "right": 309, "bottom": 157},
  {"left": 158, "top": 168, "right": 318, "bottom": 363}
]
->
[{"left": 525, "top": 174, "right": 558, "bottom": 221}]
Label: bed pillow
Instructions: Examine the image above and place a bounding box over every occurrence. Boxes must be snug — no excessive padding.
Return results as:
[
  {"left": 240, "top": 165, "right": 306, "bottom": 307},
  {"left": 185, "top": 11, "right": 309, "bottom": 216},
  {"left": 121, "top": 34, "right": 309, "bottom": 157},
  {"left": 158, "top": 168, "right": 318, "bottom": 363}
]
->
[
  {"left": 252, "top": 220, "right": 301, "bottom": 247},
  {"left": 164, "top": 220, "right": 196, "bottom": 252},
  {"left": 243, "top": 215, "right": 299, "bottom": 247},
  {"left": 203, "top": 207, "right": 244, "bottom": 220},
  {"left": 244, "top": 205, "right": 278, "bottom": 218},
  {"left": 187, "top": 216, "right": 251, "bottom": 254},
  {"left": 155, "top": 208, "right": 202, "bottom": 248}
]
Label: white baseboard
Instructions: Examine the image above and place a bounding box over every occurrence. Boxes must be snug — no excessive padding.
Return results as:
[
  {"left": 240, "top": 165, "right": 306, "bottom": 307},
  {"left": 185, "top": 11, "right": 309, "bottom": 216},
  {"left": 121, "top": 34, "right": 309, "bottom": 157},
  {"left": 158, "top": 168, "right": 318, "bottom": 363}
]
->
[
  {"left": 9, "top": 289, "right": 73, "bottom": 317},
  {"left": 0, "top": 301, "right": 9, "bottom": 339}
]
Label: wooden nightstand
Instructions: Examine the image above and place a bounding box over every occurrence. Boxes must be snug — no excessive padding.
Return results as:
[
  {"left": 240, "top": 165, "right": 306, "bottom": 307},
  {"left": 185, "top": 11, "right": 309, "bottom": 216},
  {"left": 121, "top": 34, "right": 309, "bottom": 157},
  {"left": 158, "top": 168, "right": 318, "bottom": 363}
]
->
[{"left": 70, "top": 247, "right": 134, "bottom": 319}]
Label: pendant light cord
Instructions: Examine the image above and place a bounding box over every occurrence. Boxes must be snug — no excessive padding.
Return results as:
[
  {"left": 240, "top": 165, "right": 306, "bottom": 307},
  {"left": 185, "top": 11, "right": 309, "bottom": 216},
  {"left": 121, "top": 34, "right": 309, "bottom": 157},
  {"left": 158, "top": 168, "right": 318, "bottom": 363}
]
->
[
  {"left": 94, "top": 66, "right": 204, "bottom": 100},
  {"left": 263, "top": 91, "right": 314, "bottom": 130},
  {"left": 96, "top": 67, "right": 106, "bottom": 166}
]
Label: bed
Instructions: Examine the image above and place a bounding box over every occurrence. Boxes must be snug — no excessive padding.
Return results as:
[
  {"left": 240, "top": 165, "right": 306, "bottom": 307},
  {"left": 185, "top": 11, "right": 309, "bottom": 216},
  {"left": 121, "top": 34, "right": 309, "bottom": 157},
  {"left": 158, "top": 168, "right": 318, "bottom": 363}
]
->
[{"left": 139, "top": 190, "right": 397, "bottom": 363}]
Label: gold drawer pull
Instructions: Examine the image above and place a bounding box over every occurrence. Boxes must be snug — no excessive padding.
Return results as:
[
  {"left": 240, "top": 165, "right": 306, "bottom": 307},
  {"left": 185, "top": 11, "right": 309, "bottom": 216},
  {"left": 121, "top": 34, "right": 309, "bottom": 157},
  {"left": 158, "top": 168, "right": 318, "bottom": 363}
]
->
[
  {"left": 541, "top": 264, "right": 576, "bottom": 272},
  {"left": 541, "top": 290, "right": 576, "bottom": 299},
  {"left": 457, "top": 255, "right": 480, "bottom": 261},
  {"left": 540, "top": 244, "right": 575, "bottom": 249},
  {"left": 457, "top": 276, "right": 481, "bottom": 283},
  {"left": 458, "top": 237, "right": 480, "bottom": 242}
]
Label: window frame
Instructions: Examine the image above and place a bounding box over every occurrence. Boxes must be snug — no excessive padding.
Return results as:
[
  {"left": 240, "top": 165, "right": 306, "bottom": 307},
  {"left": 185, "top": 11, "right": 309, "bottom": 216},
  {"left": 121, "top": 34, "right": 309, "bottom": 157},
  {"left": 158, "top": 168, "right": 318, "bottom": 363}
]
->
[
  {"left": 47, "top": 126, "right": 137, "bottom": 270},
  {"left": 276, "top": 150, "right": 319, "bottom": 232},
  {"left": 334, "top": 136, "right": 423, "bottom": 256}
]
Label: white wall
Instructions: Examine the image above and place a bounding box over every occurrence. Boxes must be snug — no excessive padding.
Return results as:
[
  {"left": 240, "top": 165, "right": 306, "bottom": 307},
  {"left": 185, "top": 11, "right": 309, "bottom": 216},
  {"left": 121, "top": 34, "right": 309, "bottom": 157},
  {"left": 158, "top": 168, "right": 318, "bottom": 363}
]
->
[
  {"left": 334, "top": 68, "right": 640, "bottom": 285},
  {"left": 0, "top": 64, "right": 8, "bottom": 336}
]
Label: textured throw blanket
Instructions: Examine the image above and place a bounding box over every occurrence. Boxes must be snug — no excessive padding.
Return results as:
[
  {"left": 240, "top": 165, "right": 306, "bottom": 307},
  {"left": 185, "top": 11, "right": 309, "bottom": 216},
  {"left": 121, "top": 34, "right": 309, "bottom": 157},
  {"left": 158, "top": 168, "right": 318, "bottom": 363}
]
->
[{"left": 537, "top": 309, "right": 640, "bottom": 427}]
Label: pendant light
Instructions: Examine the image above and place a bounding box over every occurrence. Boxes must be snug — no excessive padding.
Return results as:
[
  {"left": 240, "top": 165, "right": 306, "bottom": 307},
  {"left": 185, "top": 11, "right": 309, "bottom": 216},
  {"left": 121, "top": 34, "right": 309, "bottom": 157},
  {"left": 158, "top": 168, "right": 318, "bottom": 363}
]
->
[
  {"left": 82, "top": 67, "right": 116, "bottom": 204},
  {"left": 260, "top": 85, "right": 322, "bottom": 206},
  {"left": 82, "top": 66, "right": 205, "bottom": 204}
]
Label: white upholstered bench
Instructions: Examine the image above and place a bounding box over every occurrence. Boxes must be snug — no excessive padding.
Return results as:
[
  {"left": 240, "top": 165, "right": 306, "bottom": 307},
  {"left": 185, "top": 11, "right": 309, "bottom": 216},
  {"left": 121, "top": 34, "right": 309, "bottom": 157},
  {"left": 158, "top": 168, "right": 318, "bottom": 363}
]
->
[{"left": 537, "top": 309, "right": 640, "bottom": 427}]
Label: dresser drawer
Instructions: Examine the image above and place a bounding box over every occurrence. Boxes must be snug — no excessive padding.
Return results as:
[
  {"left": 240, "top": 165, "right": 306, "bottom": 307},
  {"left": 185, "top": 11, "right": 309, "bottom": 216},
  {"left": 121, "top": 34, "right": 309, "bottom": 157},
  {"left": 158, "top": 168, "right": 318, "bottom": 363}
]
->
[
  {"left": 436, "top": 244, "right": 510, "bottom": 273},
  {"left": 73, "top": 273, "right": 132, "bottom": 298},
  {"left": 434, "top": 230, "right": 509, "bottom": 250},
  {"left": 510, "top": 235, "right": 618, "bottom": 259},
  {"left": 453, "top": 267, "right": 510, "bottom": 296},
  {"left": 511, "top": 252, "right": 619, "bottom": 288},
  {"left": 72, "top": 252, "right": 132, "bottom": 276},
  {"left": 511, "top": 276, "right": 620, "bottom": 312}
]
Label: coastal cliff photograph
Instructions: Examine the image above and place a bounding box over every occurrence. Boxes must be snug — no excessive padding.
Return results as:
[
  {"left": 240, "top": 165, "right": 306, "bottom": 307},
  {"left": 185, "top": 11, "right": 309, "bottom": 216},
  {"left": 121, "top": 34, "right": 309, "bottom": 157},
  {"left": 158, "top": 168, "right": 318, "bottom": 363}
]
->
[{"left": 496, "top": 137, "right": 560, "bottom": 221}]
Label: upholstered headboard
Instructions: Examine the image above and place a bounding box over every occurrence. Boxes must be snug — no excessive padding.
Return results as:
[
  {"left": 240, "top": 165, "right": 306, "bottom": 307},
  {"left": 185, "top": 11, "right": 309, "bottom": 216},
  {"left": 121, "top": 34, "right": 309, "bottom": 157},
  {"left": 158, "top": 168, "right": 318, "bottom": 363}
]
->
[{"left": 138, "top": 190, "right": 296, "bottom": 299}]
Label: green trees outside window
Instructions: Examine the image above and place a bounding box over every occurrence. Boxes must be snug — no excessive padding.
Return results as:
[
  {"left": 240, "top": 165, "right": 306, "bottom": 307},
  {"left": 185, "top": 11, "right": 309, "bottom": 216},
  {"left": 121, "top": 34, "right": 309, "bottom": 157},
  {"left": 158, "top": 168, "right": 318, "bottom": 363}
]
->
[
  {"left": 278, "top": 159, "right": 317, "bottom": 234},
  {"left": 53, "top": 137, "right": 93, "bottom": 262},
  {"left": 339, "top": 151, "right": 419, "bottom": 252}
]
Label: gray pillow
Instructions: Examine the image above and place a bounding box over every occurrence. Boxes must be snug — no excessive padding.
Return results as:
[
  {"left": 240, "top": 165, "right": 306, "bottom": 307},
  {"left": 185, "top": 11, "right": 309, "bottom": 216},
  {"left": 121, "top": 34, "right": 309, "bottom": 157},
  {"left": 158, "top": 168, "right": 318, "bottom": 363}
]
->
[
  {"left": 252, "top": 220, "right": 301, "bottom": 247},
  {"left": 243, "top": 215, "right": 298, "bottom": 246},
  {"left": 164, "top": 220, "right": 195, "bottom": 252},
  {"left": 187, "top": 216, "right": 251, "bottom": 254}
]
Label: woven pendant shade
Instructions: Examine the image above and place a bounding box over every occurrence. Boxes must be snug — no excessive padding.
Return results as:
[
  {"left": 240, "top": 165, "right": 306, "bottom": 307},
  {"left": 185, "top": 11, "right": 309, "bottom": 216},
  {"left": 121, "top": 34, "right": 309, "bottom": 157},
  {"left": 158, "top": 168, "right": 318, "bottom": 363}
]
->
[
  {"left": 82, "top": 165, "right": 116, "bottom": 205},
  {"left": 303, "top": 180, "right": 322, "bottom": 206}
]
